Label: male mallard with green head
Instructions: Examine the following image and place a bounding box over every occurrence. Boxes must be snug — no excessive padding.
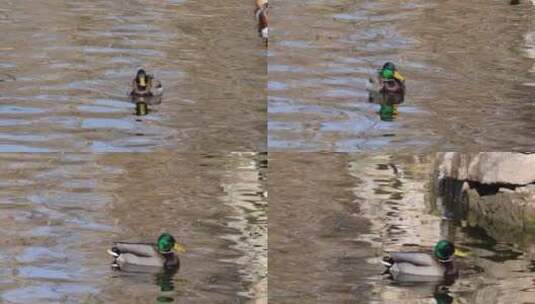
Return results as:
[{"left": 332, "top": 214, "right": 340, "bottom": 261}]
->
[
  {"left": 382, "top": 240, "right": 459, "bottom": 282},
  {"left": 367, "top": 62, "right": 406, "bottom": 104},
  {"left": 107, "top": 233, "right": 186, "bottom": 271},
  {"left": 378, "top": 62, "right": 405, "bottom": 95},
  {"left": 255, "top": 0, "right": 269, "bottom": 41},
  {"left": 130, "top": 69, "right": 163, "bottom": 98}
]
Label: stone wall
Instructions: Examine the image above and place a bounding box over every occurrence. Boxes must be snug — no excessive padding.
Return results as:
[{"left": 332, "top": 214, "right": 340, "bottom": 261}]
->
[
  {"left": 437, "top": 152, "right": 535, "bottom": 185},
  {"left": 434, "top": 152, "right": 535, "bottom": 237}
]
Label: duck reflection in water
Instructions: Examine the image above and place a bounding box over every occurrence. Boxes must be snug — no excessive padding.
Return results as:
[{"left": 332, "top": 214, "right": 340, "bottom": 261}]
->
[
  {"left": 155, "top": 269, "right": 179, "bottom": 303},
  {"left": 378, "top": 102, "right": 399, "bottom": 122},
  {"left": 434, "top": 285, "right": 455, "bottom": 304},
  {"left": 135, "top": 98, "right": 150, "bottom": 116}
]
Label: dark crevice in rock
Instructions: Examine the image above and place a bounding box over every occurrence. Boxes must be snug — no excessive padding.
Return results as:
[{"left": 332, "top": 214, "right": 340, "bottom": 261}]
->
[{"left": 466, "top": 181, "right": 518, "bottom": 197}]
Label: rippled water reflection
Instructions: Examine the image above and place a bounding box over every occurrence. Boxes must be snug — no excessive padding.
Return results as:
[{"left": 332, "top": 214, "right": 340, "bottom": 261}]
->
[
  {"left": 268, "top": 0, "right": 535, "bottom": 151},
  {"left": 0, "top": 153, "right": 267, "bottom": 303},
  {"left": 269, "top": 153, "right": 535, "bottom": 303},
  {"left": 0, "top": 0, "right": 266, "bottom": 152}
]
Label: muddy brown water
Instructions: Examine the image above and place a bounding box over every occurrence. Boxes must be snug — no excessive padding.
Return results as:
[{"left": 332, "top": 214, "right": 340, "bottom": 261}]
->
[
  {"left": 269, "top": 153, "right": 535, "bottom": 303},
  {"left": 0, "top": 153, "right": 267, "bottom": 303},
  {"left": 0, "top": 0, "right": 266, "bottom": 152},
  {"left": 268, "top": 0, "right": 535, "bottom": 151}
]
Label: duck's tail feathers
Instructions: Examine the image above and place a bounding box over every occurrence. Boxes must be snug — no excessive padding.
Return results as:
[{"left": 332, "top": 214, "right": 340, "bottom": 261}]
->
[
  {"left": 107, "top": 248, "right": 120, "bottom": 258},
  {"left": 381, "top": 256, "right": 394, "bottom": 268}
]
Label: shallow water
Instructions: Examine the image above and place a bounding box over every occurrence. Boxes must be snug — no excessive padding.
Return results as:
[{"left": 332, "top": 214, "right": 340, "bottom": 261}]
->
[
  {"left": 0, "top": 153, "right": 267, "bottom": 303},
  {"left": 269, "top": 153, "right": 535, "bottom": 303},
  {"left": 268, "top": 0, "right": 535, "bottom": 151},
  {"left": 0, "top": 0, "right": 266, "bottom": 152}
]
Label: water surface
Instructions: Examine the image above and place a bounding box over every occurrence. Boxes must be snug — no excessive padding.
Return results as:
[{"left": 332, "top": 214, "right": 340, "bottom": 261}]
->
[
  {"left": 0, "top": 152, "right": 267, "bottom": 303},
  {"left": 0, "top": 0, "right": 266, "bottom": 152},
  {"left": 269, "top": 153, "right": 535, "bottom": 303},
  {"left": 268, "top": 0, "right": 535, "bottom": 151}
]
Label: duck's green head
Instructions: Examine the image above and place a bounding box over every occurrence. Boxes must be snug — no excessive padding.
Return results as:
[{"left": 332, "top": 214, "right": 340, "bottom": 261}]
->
[
  {"left": 380, "top": 62, "right": 396, "bottom": 79},
  {"left": 434, "top": 240, "right": 455, "bottom": 261},
  {"left": 136, "top": 69, "right": 148, "bottom": 88},
  {"left": 157, "top": 233, "right": 186, "bottom": 254}
]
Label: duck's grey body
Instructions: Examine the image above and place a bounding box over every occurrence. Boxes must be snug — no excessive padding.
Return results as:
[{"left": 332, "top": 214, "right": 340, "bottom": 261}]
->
[
  {"left": 384, "top": 252, "right": 457, "bottom": 282},
  {"left": 110, "top": 242, "right": 179, "bottom": 271}
]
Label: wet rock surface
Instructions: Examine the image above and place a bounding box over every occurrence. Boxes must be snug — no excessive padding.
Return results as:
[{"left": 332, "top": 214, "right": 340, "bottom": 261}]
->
[
  {"left": 435, "top": 153, "right": 535, "bottom": 231},
  {"left": 437, "top": 152, "right": 535, "bottom": 185}
]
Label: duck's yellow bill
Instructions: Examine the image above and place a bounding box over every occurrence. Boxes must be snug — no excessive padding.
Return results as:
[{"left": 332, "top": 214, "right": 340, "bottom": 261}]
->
[
  {"left": 139, "top": 76, "right": 146, "bottom": 87},
  {"left": 174, "top": 243, "right": 186, "bottom": 253},
  {"left": 256, "top": 0, "right": 268, "bottom": 7},
  {"left": 454, "top": 248, "right": 469, "bottom": 257},
  {"left": 393, "top": 71, "right": 405, "bottom": 82}
]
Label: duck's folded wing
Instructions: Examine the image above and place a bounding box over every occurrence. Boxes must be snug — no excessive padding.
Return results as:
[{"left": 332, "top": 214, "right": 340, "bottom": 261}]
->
[
  {"left": 390, "top": 252, "right": 435, "bottom": 266},
  {"left": 117, "top": 253, "right": 164, "bottom": 268},
  {"left": 114, "top": 242, "right": 158, "bottom": 257},
  {"left": 392, "top": 263, "right": 445, "bottom": 277},
  {"left": 390, "top": 263, "right": 445, "bottom": 281}
]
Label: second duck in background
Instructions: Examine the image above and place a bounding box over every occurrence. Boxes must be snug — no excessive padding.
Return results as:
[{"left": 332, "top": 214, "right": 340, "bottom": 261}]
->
[{"left": 255, "top": 0, "right": 269, "bottom": 44}]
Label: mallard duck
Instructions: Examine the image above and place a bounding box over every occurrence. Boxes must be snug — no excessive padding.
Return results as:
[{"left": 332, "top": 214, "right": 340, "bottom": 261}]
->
[
  {"left": 130, "top": 69, "right": 163, "bottom": 99},
  {"left": 367, "top": 62, "right": 405, "bottom": 104},
  {"left": 381, "top": 240, "right": 458, "bottom": 282},
  {"left": 379, "top": 62, "right": 405, "bottom": 94},
  {"left": 255, "top": 0, "right": 269, "bottom": 41},
  {"left": 107, "top": 233, "right": 186, "bottom": 271}
]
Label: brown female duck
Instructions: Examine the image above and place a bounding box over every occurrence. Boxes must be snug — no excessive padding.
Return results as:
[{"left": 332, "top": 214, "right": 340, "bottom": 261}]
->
[{"left": 130, "top": 69, "right": 163, "bottom": 98}]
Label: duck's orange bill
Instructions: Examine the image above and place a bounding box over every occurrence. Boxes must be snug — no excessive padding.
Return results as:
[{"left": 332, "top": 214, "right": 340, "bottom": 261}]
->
[
  {"left": 393, "top": 71, "right": 405, "bottom": 82},
  {"left": 454, "top": 249, "right": 468, "bottom": 257},
  {"left": 139, "top": 76, "right": 146, "bottom": 87},
  {"left": 394, "top": 71, "right": 405, "bottom": 81},
  {"left": 174, "top": 243, "right": 186, "bottom": 253}
]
